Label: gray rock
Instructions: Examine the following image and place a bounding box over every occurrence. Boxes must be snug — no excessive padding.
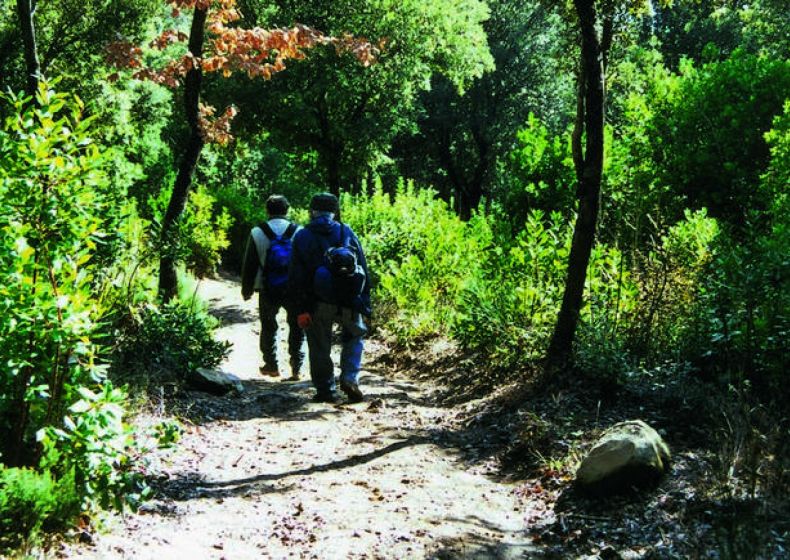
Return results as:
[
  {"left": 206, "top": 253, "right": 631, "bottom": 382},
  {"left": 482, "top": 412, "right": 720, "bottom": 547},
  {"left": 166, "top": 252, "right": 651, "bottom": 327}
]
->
[
  {"left": 576, "top": 420, "right": 670, "bottom": 493},
  {"left": 187, "top": 368, "right": 244, "bottom": 396}
]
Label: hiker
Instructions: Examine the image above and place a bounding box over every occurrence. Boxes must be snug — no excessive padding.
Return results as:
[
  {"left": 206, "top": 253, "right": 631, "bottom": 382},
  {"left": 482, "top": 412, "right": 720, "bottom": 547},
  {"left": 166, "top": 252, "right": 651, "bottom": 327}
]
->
[
  {"left": 241, "top": 194, "right": 305, "bottom": 379},
  {"left": 289, "top": 192, "right": 371, "bottom": 403}
]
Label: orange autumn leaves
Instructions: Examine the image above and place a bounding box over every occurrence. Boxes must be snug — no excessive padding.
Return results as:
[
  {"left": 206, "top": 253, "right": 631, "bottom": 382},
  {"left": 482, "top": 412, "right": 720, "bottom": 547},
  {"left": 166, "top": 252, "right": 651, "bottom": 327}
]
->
[{"left": 108, "top": 0, "right": 378, "bottom": 144}]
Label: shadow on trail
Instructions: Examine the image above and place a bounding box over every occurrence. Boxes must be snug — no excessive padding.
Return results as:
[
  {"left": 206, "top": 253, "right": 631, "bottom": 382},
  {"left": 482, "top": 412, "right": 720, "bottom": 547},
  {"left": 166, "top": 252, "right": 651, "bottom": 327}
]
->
[
  {"left": 168, "top": 371, "right": 429, "bottom": 425},
  {"left": 157, "top": 435, "right": 431, "bottom": 501},
  {"left": 426, "top": 515, "right": 533, "bottom": 559},
  {"left": 167, "top": 379, "right": 344, "bottom": 425},
  {"left": 207, "top": 302, "right": 257, "bottom": 326}
]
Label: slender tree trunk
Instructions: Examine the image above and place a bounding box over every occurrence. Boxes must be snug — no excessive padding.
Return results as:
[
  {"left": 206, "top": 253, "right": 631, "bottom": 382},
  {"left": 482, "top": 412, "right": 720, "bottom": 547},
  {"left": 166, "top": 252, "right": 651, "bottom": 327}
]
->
[
  {"left": 158, "top": 7, "right": 207, "bottom": 302},
  {"left": 6, "top": 0, "right": 42, "bottom": 467},
  {"left": 545, "top": 0, "right": 605, "bottom": 370},
  {"left": 16, "top": 0, "right": 40, "bottom": 97},
  {"left": 326, "top": 152, "right": 342, "bottom": 197}
]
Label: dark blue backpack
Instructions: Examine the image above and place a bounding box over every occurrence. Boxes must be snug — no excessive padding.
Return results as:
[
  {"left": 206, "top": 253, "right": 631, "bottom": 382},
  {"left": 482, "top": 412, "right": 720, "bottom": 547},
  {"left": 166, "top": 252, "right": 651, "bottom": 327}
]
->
[
  {"left": 313, "top": 224, "right": 366, "bottom": 307},
  {"left": 261, "top": 222, "right": 297, "bottom": 295}
]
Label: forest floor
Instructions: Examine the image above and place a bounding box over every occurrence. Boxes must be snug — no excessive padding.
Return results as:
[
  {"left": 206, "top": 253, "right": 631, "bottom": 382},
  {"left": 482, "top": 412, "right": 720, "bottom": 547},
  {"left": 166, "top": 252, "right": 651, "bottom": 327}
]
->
[{"left": 56, "top": 275, "right": 788, "bottom": 560}]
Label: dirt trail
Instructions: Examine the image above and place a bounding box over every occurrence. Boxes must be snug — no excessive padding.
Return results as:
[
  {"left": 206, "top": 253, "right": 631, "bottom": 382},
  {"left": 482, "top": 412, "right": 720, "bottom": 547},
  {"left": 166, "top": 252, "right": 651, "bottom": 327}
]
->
[{"left": 66, "top": 276, "right": 535, "bottom": 559}]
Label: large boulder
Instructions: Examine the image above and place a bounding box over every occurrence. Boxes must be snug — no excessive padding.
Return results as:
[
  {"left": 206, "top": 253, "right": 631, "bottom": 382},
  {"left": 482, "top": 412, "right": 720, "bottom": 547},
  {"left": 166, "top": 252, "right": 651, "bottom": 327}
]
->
[
  {"left": 576, "top": 420, "right": 670, "bottom": 493},
  {"left": 187, "top": 368, "right": 244, "bottom": 396}
]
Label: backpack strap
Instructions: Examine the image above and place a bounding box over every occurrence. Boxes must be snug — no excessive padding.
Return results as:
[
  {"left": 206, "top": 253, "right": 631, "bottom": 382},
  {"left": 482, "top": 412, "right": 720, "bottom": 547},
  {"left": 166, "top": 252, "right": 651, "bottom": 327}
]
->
[
  {"left": 260, "top": 222, "right": 276, "bottom": 240},
  {"left": 283, "top": 222, "right": 298, "bottom": 240}
]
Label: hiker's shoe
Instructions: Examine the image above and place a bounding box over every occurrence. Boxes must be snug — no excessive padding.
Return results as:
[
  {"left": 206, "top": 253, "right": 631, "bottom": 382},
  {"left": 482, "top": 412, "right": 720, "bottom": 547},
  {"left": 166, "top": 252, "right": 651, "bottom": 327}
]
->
[
  {"left": 259, "top": 367, "right": 280, "bottom": 377},
  {"left": 312, "top": 391, "right": 340, "bottom": 404},
  {"left": 340, "top": 380, "right": 364, "bottom": 403}
]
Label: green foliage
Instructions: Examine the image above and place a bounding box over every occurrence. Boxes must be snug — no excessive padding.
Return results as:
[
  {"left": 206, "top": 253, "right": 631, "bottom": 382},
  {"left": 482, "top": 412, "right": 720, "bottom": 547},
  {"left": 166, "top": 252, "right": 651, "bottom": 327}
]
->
[
  {"left": 455, "top": 210, "right": 637, "bottom": 366},
  {"left": 684, "top": 221, "right": 789, "bottom": 392},
  {"left": 0, "top": 466, "right": 79, "bottom": 548},
  {"left": 625, "top": 209, "right": 720, "bottom": 365},
  {"left": 229, "top": 0, "right": 494, "bottom": 190},
  {"left": 148, "top": 185, "right": 233, "bottom": 278},
  {"left": 181, "top": 187, "right": 233, "bottom": 278},
  {"left": 0, "top": 85, "right": 154, "bottom": 534},
  {"left": 501, "top": 114, "right": 576, "bottom": 227},
  {"left": 0, "top": 84, "right": 110, "bottom": 461},
  {"left": 38, "top": 383, "right": 149, "bottom": 511},
  {"left": 343, "top": 179, "right": 492, "bottom": 342},
  {"left": 0, "top": 0, "right": 161, "bottom": 96},
  {"left": 394, "top": 0, "right": 572, "bottom": 214},
  {"left": 649, "top": 51, "right": 790, "bottom": 228},
  {"left": 112, "top": 300, "right": 231, "bottom": 382}
]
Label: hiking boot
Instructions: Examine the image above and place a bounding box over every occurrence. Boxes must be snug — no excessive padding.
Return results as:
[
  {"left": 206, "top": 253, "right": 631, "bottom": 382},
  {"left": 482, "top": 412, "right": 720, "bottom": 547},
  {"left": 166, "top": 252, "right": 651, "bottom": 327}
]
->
[
  {"left": 259, "top": 367, "right": 280, "bottom": 377},
  {"left": 312, "top": 391, "right": 340, "bottom": 404},
  {"left": 340, "top": 380, "right": 364, "bottom": 403}
]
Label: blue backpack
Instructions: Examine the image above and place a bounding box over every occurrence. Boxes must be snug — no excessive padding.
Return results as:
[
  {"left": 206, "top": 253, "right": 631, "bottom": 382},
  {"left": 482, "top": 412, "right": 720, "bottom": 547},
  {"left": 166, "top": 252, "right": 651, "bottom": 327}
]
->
[
  {"left": 313, "top": 224, "right": 366, "bottom": 307},
  {"left": 260, "top": 222, "right": 297, "bottom": 296}
]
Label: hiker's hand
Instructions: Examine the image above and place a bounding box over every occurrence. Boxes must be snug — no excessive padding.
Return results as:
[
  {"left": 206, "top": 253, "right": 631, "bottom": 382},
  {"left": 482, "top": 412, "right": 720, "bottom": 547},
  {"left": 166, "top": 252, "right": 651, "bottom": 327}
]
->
[{"left": 297, "top": 313, "right": 312, "bottom": 329}]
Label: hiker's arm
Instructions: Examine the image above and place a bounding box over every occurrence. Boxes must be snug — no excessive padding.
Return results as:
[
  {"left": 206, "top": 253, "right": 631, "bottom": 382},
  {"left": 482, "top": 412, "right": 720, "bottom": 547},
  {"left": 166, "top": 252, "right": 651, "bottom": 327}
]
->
[{"left": 241, "top": 234, "right": 258, "bottom": 300}]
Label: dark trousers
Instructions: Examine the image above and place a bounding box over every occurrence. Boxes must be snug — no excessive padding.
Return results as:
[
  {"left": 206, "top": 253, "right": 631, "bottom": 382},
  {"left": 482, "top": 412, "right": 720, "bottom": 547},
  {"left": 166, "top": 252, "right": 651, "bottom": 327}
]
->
[
  {"left": 304, "top": 302, "right": 367, "bottom": 395},
  {"left": 259, "top": 291, "right": 305, "bottom": 375}
]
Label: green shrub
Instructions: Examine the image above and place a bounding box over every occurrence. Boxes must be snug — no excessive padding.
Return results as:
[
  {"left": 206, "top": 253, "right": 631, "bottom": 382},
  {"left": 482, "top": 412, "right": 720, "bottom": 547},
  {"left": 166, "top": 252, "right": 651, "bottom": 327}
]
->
[
  {"left": 0, "top": 466, "right": 80, "bottom": 548},
  {"left": 649, "top": 51, "right": 790, "bottom": 228},
  {"left": 625, "top": 209, "right": 720, "bottom": 364},
  {"left": 37, "top": 383, "right": 150, "bottom": 512},
  {"left": 148, "top": 185, "right": 233, "bottom": 279},
  {"left": 499, "top": 114, "right": 576, "bottom": 228},
  {"left": 0, "top": 84, "right": 156, "bottom": 530},
  {"left": 112, "top": 299, "right": 231, "bottom": 381},
  {"left": 0, "top": 84, "right": 115, "bottom": 462},
  {"left": 455, "top": 209, "right": 638, "bottom": 367},
  {"left": 343, "top": 179, "right": 492, "bottom": 342}
]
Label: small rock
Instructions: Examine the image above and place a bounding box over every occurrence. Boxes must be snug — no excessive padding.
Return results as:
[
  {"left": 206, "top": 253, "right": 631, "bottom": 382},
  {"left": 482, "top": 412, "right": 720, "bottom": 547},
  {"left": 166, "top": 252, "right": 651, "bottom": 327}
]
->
[
  {"left": 187, "top": 368, "right": 244, "bottom": 396},
  {"left": 576, "top": 420, "right": 670, "bottom": 494}
]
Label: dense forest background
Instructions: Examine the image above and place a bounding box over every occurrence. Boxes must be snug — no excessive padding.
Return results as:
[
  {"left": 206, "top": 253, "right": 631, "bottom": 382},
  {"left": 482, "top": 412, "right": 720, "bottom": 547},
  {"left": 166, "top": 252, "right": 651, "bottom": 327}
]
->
[{"left": 0, "top": 0, "right": 787, "bottom": 554}]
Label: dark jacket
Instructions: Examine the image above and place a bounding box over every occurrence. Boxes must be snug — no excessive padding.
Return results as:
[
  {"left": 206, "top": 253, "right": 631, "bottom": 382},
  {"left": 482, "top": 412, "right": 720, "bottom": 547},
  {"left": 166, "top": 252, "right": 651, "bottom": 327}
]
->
[{"left": 289, "top": 214, "right": 371, "bottom": 316}]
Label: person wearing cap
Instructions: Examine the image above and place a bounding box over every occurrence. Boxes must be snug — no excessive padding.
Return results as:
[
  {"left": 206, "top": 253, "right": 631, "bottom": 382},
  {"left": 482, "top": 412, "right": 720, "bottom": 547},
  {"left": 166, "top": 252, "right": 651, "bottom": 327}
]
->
[
  {"left": 288, "top": 192, "right": 372, "bottom": 403},
  {"left": 241, "top": 194, "right": 305, "bottom": 379}
]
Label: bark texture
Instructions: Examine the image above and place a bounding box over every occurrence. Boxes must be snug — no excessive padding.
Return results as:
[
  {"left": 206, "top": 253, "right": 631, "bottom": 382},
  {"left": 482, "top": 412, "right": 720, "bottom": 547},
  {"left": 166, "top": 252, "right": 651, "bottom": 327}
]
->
[
  {"left": 545, "top": 0, "right": 605, "bottom": 369},
  {"left": 159, "top": 7, "right": 208, "bottom": 302},
  {"left": 16, "top": 0, "right": 40, "bottom": 97}
]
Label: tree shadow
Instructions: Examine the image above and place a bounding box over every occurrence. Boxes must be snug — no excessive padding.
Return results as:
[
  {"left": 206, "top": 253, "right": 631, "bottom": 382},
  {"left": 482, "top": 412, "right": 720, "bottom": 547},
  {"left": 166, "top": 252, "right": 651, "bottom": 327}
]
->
[
  {"left": 156, "top": 435, "right": 431, "bottom": 501},
  {"left": 425, "top": 515, "right": 534, "bottom": 559},
  {"left": 207, "top": 303, "right": 257, "bottom": 325}
]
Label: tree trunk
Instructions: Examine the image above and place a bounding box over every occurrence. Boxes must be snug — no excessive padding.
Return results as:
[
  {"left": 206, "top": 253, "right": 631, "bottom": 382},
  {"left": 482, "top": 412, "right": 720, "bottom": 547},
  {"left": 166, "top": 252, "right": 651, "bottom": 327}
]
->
[
  {"left": 16, "top": 0, "right": 40, "bottom": 97},
  {"left": 5, "top": 0, "right": 41, "bottom": 467},
  {"left": 158, "top": 7, "right": 207, "bottom": 302},
  {"left": 545, "top": 0, "right": 605, "bottom": 370},
  {"left": 326, "top": 152, "right": 342, "bottom": 197}
]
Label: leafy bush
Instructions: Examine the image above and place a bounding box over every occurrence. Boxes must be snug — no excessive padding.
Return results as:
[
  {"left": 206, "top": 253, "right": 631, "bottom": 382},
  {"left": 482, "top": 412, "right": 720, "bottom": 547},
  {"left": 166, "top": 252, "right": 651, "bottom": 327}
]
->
[
  {"left": 455, "top": 210, "right": 637, "bottom": 367},
  {"left": 0, "top": 84, "right": 113, "bottom": 463},
  {"left": 625, "top": 209, "right": 720, "bottom": 364},
  {"left": 112, "top": 299, "right": 230, "bottom": 381},
  {"left": 0, "top": 466, "right": 79, "bottom": 548},
  {"left": 499, "top": 114, "right": 576, "bottom": 228},
  {"left": 0, "top": 84, "right": 151, "bottom": 537},
  {"left": 649, "top": 51, "right": 790, "bottom": 228},
  {"left": 37, "top": 383, "right": 149, "bottom": 511},
  {"left": 147, "top": 184, "right": 232, "bottom": 279},
  {"left": 343, "top": 179, "right": 492, "bottom": 342}
]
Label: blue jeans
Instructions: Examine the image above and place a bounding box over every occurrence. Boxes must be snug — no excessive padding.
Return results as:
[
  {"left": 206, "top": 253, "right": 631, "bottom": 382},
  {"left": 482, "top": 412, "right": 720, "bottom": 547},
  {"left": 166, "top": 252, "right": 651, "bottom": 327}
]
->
[{"left": 305, "top": 302, "right": 367, "bottom": 395}]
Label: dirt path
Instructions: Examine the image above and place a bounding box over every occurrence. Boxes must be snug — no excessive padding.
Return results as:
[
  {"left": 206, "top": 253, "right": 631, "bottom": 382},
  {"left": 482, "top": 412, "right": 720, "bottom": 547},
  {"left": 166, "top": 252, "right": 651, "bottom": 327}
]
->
[{"left": 66, "top": 276, "right": 535, "bottom": 559}]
